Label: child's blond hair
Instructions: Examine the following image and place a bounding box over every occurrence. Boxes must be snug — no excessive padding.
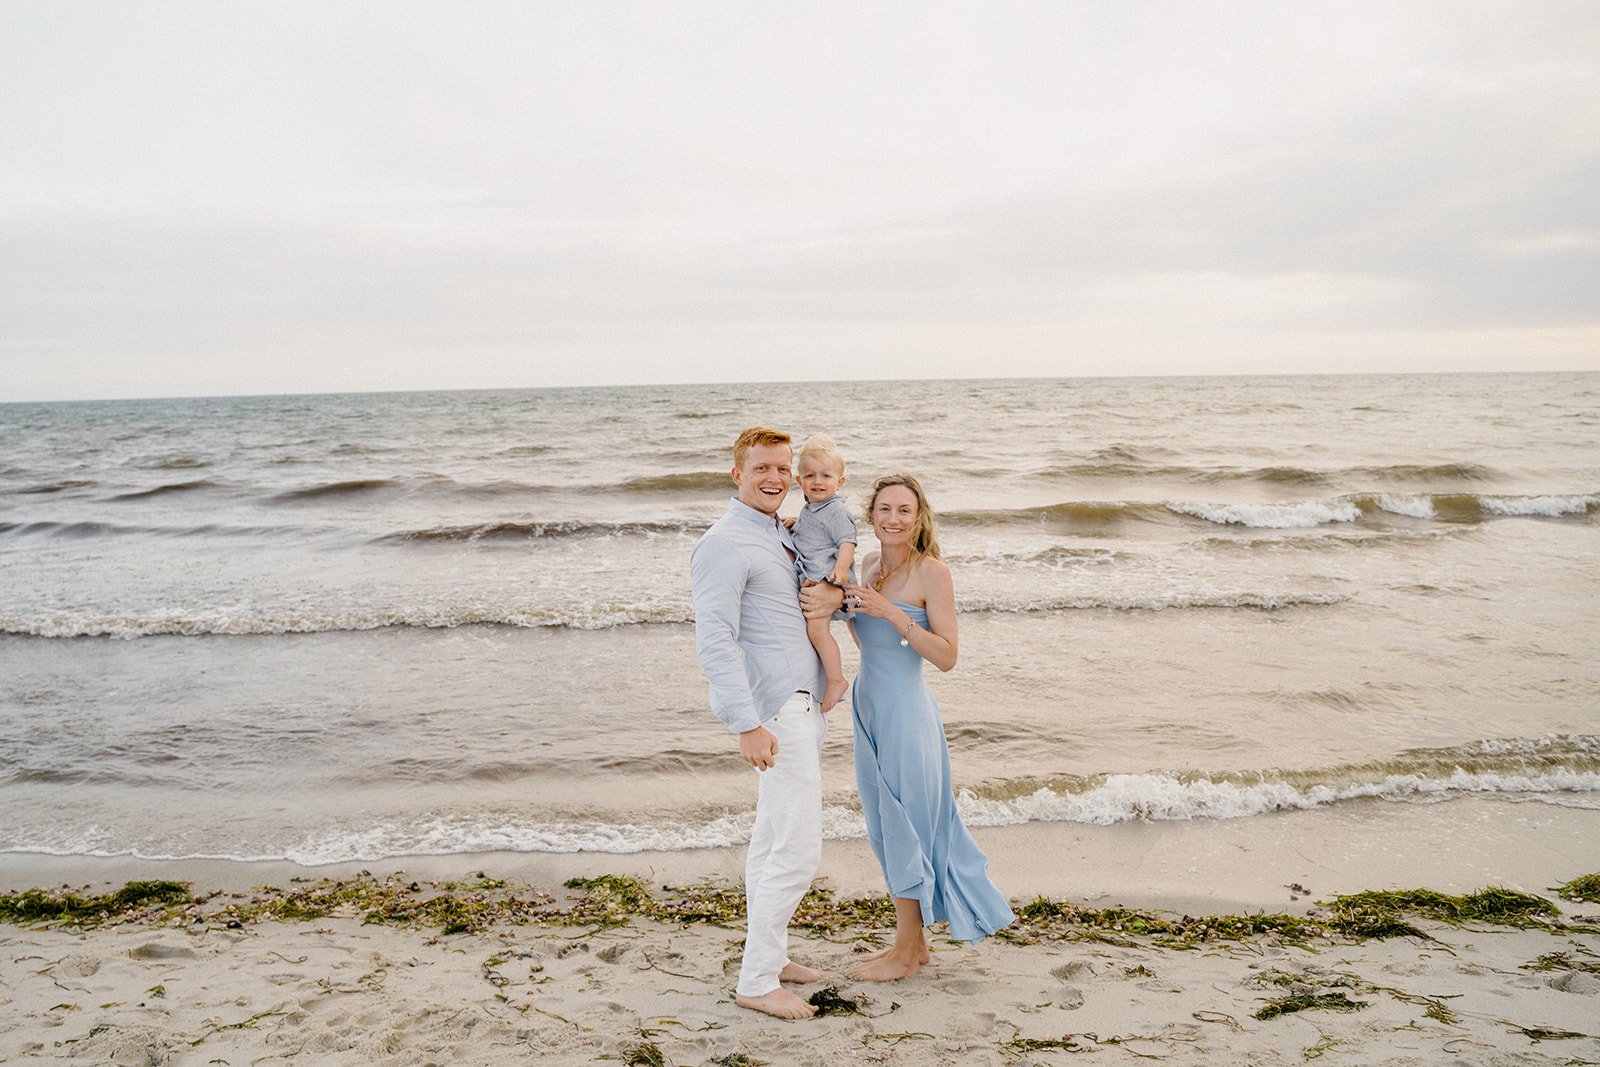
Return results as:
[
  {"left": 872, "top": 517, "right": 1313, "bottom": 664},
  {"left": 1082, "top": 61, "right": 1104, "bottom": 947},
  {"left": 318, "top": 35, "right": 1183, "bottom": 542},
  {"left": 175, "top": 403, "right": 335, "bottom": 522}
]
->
[{"left": 796, "top": 434, "right": 845, "bottom": 474}]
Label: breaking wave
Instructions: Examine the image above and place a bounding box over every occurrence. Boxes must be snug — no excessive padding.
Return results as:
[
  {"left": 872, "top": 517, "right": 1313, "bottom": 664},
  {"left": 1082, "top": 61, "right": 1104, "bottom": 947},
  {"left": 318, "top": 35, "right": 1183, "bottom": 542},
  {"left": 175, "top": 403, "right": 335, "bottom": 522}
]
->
[{"left": 11, "top": 736, "right": 1596, "bottom": 861}]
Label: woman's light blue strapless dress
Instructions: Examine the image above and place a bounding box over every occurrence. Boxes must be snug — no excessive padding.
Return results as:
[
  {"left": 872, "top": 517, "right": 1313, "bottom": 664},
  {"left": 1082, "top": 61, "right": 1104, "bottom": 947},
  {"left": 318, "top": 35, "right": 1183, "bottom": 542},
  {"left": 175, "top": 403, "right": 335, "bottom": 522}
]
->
[{"left": 851, "top": 602, "right": 1014, "bottom": 941}]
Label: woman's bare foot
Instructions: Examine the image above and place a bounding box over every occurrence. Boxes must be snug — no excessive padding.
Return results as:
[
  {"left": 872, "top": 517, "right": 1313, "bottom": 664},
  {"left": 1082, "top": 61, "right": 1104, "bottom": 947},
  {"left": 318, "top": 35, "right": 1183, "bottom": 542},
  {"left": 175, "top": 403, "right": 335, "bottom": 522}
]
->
[
  {"left": 779, "top": 961, "right": 828, "bottom": 984},
  {"left": 847, "top": 948, "right": 924, "bottom": 982},
  {"left": 821, "top": 676, "right": 848, "bottom": 712},
  {"left": 856, "top": 944, "right": 930, "bottom": 965},
  {"left": 735, "top": 988, "right": 817, "bottom": 1019}
]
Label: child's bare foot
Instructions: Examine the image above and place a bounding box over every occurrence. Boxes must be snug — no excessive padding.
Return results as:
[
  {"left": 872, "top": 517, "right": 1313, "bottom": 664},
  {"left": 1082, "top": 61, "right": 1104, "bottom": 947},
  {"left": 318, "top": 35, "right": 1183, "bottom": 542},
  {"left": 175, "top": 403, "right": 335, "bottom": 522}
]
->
[
  {"left": 779, "top": 961, "right": 828, "bottom": 984},
  {"left": 847, "top": 947, "right": 925, "bottom": 982},
  {"left": 735, "top": 987, "right": 818, "bottom": 1019},
  {"left": 821, "top": 676, "right": 848, "bottom": 712}
]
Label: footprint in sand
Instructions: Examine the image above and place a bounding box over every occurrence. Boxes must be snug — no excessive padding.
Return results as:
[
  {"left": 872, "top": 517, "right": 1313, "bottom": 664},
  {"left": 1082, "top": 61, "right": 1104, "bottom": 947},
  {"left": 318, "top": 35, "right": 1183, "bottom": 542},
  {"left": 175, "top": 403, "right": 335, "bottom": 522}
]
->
[
  {"left": 1548, "top": 971, "right": 1600, "bottom": 995},
  {"left": 54, "top": 953, "right": 100, "bottom": 977},
  {"left": 128, "top": 940, "right": 199, "bottom": 961},
  {"left": 595, "top": 943, "right": 632, "bottom": 964},
  {"left": 1050, "top": 961, "right": 1091, "bottom": 982},
  {"left": 939, "top": 978, "right": 986, "bottom": 995}
]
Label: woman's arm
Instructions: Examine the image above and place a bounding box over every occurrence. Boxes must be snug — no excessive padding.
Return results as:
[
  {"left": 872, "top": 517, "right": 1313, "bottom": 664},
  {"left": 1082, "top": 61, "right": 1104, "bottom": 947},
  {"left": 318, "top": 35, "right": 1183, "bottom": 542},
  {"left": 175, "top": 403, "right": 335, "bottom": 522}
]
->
[
  {"left": 844, "top": 559, "right": 959, "bottom": 672},
  {"left": 916, "top": 560, "right": 959, "bottom": 672}
]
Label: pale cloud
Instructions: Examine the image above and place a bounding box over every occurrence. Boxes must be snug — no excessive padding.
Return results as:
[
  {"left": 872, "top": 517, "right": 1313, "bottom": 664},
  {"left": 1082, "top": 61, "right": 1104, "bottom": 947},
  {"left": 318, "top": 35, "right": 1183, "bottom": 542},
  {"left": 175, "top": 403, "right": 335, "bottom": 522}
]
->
[{"left": 0, "top": 1, "right": 1596, "bottom": 400}]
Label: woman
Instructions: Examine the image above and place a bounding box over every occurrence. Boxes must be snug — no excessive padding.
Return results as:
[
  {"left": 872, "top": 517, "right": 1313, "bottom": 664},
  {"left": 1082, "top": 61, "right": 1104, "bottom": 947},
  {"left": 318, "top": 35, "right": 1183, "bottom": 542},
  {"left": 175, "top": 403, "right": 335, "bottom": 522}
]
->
[{"left": 842, "top": 473, "right": 1014, "bottom": 981}]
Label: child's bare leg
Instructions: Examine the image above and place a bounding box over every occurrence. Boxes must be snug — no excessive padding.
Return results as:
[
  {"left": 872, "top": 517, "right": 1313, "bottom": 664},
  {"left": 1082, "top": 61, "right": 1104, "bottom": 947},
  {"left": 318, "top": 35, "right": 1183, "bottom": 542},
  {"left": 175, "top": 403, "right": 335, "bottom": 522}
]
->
[{"left": 806, "top": 615, "right": 848, "bottom": 712}]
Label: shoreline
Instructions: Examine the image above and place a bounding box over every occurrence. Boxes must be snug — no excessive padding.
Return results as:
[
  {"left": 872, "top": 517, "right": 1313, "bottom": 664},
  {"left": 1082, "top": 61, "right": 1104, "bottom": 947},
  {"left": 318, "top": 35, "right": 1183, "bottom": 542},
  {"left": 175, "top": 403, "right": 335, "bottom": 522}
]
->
[{"left": 7, "top": 796, "right": 1596, "bottom": 914}]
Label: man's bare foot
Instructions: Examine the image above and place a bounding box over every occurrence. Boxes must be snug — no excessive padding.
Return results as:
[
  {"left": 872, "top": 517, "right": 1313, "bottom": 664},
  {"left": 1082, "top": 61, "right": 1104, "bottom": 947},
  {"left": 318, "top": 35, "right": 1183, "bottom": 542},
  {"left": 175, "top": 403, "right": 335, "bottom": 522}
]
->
[
  {"left": 821, "top": 676, "right": 848, "bottom": 712},
  {"left": 735, "top": 987, "right": 817, "bottom": 1019},
  {"left": 779, "top": 961, "right": 828, "bottom": 984},
  {"left": 847, "top": 949, "right": 924, "bottom": 982},
  {"left": 857, "top": 944, "right": 930, "bottom": 965}
]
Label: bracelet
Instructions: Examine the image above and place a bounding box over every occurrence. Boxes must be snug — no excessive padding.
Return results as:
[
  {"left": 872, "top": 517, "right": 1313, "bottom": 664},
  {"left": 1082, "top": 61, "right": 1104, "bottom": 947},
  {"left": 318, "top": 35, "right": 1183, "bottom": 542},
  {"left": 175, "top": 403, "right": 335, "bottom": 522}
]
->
[{"left": 898, "top": 618, "right": 916, "bottom": 646}]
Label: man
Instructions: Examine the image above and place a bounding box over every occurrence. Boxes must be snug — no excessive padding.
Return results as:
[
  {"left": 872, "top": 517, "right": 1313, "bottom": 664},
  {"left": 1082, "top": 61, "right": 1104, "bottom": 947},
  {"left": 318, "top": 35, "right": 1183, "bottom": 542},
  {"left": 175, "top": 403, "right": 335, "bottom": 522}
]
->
[{"left": 690, "top": 426, "right": 844, "bottom": 1020}]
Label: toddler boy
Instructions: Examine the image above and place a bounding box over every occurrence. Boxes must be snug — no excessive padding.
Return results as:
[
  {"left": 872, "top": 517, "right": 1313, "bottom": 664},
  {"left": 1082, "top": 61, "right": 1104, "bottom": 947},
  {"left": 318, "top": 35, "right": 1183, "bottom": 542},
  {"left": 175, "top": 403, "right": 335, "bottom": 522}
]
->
[{"left": 790, "top": 434, "right": 856, "bottom": 711}]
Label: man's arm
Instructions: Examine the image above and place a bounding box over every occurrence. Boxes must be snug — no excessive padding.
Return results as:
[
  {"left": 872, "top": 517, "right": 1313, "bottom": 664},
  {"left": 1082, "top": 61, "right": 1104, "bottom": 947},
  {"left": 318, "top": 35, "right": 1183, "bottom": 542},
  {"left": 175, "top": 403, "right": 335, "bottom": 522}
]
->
[{"left": 690, "top": 537, "right": 763, "bottom": 734}]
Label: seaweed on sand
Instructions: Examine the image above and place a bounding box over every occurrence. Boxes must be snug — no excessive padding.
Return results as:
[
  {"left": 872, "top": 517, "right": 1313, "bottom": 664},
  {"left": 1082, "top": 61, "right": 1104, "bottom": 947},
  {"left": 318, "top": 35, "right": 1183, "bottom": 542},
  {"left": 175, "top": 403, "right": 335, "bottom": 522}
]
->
[
  {"left": 806, "top": 985, "right": 867, "bottom": 1016},
  {"left": 1327, "top": 887, "right": 1559, "bottom": 931},
  {"left": 621, "top": 1039, "right": 667, "bottom": 1066},
  {"left": 1005, "top": 896, "right": 1327, "bottom": 947},
  {"left": 0, "top": 873, "right": 1576, "bottom": 946},
  {"left": 1554, "top": 872, "right": 1600, "bottom": 904},
  {"left": 0, "top": 880, "right": 191, "bottom": 925},
  {"left": 1254, "top": 992, "right": 1368, "bottom": 1021}
]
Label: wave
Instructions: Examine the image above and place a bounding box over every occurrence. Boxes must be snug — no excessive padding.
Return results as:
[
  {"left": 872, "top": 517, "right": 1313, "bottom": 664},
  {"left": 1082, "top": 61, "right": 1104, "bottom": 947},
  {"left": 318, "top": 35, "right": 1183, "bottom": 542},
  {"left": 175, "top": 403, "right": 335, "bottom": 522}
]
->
[
  {"left": 946, "top": 545, "right": 1118, "bottom": 569},
  {"left": 0, "top": 587, "right": 1351, "bottom": 639},
  {"left": 1036, "top": 461, "right": 1500, "bottom": 486},
  {"left": 110, "top": 479, "right": 218, "bottom": 500},
  {"left": 946, "top": 492, "right": 1597, "bottom": 531},
  {"left": 0, "top": 604, "right": 700, "bottom": 639},
  {"left": 0, "top": 524, "right": 128, "bottom": 543},
  {"left": 140, "top": 456, "right": 210, "bottom": 470},
  {"left": 1166, "top": 500, "right": 1362, "bottom": 528},
  {"left": 9, "top": 478, "right": 99, "bottom": 495},
  {"left": 381, "top": 519, "right": 702, "bottom": 543},
  {"left": 272, "top": 478, "right": 400, "bottom": 501},
  {"left": 619, "top": 471, "right": 731, "bottom": 493},
  {"left": 0, "top": 519, "right": 333, "bottom": 542},
  {"left": 338, "top": 747, "right": 738, "bottom": 786},
  {"left": 959, "top": 592, "right": 1350, "bottom": 613},
  {"left": 1479, "top": 494, "right": 1598, "bottom": 517},
  {"left": 944, "top": 501, "right": 1168, "bottom": 528},
  {"left": 11, "top": 736, "right": 1596, "bottom": 862},
  {"left": 270, "top": 474, "right": 711, "bottom": 503}
]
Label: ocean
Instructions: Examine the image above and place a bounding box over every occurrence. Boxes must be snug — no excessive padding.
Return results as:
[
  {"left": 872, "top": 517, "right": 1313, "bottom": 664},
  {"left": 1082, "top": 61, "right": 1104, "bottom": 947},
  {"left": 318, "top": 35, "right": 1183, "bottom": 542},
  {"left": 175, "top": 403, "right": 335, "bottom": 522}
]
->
[{"left": 1, "top": 373, "right": 1596, "bottom": 870}]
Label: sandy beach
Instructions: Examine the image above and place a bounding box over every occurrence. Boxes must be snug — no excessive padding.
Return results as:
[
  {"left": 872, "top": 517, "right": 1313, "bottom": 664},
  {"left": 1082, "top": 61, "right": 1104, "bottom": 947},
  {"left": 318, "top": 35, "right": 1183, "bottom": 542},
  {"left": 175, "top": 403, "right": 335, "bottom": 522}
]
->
[{"left": 5, "top": 814, "right": 1598, "bottom": 1066}]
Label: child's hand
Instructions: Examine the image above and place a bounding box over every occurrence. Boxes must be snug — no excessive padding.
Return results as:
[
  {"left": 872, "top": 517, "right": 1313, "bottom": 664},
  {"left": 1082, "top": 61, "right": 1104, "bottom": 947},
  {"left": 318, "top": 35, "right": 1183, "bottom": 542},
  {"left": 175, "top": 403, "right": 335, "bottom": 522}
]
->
[
  {"left": 829, "top": 564, "right": 850, "bottom": 587},
  {"left": 781, "top": 516, "right": 797, "bottom": 530}
]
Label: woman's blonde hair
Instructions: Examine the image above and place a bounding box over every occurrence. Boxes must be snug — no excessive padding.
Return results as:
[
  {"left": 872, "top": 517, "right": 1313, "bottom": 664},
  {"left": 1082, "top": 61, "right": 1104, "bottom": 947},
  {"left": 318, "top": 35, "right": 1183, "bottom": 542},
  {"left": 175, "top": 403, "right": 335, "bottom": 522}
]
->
[{"left": 868, "top": 473, "right": 940, "bottom": 567}]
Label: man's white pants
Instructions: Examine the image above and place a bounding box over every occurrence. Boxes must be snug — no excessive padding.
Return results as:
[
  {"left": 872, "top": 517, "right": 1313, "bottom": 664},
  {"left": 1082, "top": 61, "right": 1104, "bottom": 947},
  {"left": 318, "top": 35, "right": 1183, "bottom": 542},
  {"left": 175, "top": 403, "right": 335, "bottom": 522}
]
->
[{"left": 737, "top": 691, "right": 827, "bottom": 998}]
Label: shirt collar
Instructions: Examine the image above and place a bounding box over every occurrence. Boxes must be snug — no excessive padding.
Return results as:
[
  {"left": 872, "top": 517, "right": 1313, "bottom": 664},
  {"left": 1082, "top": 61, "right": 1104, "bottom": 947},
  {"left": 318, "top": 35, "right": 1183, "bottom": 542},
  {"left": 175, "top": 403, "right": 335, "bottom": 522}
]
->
[{"left": 726, "top": 496, "right": 786, "bottom": 529}]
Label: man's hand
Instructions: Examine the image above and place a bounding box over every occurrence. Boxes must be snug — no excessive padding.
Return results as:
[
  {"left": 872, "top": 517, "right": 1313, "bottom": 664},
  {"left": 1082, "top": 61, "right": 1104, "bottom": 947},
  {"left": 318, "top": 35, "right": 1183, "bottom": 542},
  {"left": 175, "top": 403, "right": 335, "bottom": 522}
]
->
[
  {"left": 740, "top": 726, "right": 778, "bottom": 771},
  {"left": 799, "top": 580, "right": 845, "bottom": 620}
]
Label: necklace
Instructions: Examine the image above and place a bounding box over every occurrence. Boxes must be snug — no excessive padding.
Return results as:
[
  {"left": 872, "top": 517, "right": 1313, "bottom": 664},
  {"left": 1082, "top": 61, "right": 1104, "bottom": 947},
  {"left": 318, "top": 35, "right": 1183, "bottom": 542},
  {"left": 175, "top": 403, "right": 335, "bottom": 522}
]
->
[{"left": 873, "top": 555, "right": 910, "bottom": 593}]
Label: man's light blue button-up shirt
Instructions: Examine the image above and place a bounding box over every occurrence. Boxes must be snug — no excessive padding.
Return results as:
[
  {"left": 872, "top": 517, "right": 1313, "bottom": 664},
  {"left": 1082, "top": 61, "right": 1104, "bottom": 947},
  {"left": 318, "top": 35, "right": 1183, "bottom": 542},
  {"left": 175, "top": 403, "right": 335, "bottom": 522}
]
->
[{"left": 690, "top": 497, "right": 826, "bottom": 734}]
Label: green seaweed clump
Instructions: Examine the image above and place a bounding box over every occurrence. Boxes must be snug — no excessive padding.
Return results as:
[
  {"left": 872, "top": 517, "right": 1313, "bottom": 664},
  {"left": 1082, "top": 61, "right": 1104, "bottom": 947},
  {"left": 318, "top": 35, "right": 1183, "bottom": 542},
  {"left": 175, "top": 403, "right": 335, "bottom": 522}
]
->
[
  {"left": 1328, "top": 887, "right": 1558, "bottom": 930},
  {"left": 1006, "top": 896, "right": 1325, "bottom": 947},
  {"left": 1003, "top": 1035, "right": 1086, "bottom": 1054},
  {"left": 1254, "top": 991, "right": 1368, "bottom": 1020},
  {"left": 1523, "top": 951, "right": 1600, "bottom": 975},
  {"left": 563, "top": 875, "right": 654, "bottom": 927},
  {"left": 621, "top": 1039, "right": 667, "bottom": 1066},
  {"left": 1555, "top": 872, "right": 1600, "bottom": 904},
  {"left": 0, "top": 880, "right": 191, "bottom": 926},
  {"left": 806, "top": 985, "right": 866, "bottom": 1016}
]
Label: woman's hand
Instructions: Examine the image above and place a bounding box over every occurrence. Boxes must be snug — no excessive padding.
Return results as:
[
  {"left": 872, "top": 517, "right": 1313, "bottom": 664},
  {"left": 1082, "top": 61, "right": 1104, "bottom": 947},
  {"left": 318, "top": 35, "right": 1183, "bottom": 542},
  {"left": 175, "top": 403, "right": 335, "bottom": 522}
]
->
[{"left": 843, "top": 582, "right": 895, "bottom": 620}]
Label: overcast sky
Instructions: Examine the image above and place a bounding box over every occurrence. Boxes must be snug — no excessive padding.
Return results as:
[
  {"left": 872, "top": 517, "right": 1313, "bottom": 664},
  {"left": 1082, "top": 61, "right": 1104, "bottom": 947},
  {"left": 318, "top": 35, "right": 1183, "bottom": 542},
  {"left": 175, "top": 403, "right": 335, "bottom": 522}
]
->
[{"left": 2, "top": 2, "right": 1597, "bottom": 401}]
